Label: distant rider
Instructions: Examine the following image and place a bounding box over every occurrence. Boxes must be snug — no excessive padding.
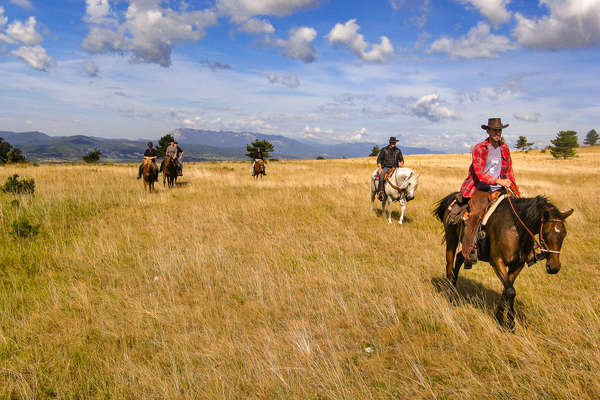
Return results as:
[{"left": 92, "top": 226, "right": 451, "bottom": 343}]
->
[
  {"left": 161, "top": 140, "right": 184, "bottom": 176},
  {"left": 137, "top": 141, "right": 158, "bottom": 181},
  {"left": 459, "top": 118, "right": 519, "bottom": 267},
  {"left": 252, "top": 147, "right": 266, "bottom": 175},
  {"left": 376, "top": 136, "right": 404, "bottom": 200}
]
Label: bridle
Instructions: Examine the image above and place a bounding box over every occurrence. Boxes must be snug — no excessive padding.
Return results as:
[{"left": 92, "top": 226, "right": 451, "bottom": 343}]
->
[{"left": 506, "top": 190, "right": 563, "bottom": 256}]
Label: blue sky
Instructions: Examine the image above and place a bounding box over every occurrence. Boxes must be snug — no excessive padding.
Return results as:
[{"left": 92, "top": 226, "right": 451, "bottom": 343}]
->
[{"left": 1, "top": 0, "right": 599, "bottom": 152}]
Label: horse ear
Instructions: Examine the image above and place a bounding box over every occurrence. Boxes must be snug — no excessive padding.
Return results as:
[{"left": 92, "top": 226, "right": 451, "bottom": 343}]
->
[{"left": 560, "top": 208, "right": 574, "bottom": 219}]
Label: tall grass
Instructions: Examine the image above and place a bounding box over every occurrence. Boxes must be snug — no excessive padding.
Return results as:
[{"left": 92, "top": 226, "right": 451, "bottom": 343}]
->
[{"left": 0, "top": 148, "right": 598, "bottom": 399}]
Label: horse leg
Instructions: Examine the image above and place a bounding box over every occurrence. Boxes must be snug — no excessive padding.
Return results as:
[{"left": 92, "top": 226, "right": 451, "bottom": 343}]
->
[
  {"left": 398, "top": 199, "right": 406, "bottom": 225},
  {"left": 505, "top": 264, "right": 524, "bottom": 331},
  {"left": 444, "top": 225, "right": 461, "bottom": 285},
  {"left": 383, "top": 198, "right": 392, "bottom": 224},
  {"left": 490, "top": 256, "right": 513, "bottom": 329}
]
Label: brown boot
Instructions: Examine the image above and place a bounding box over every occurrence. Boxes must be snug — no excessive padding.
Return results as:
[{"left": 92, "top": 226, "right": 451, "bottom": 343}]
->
[{"left": 461, "top": 190, "right": 489, "bottom": 260}]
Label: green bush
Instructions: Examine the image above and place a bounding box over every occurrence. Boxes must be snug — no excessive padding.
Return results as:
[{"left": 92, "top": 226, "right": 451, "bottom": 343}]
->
[
  {"left": 10, "top": 217, "right": 40, "bottom": 238},
  {"left": 1, "top": 174, "right": 35, "bottom": 194}
]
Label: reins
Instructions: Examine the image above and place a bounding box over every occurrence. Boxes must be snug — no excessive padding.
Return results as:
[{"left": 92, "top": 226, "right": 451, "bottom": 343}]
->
[
  {"left": 386, "top": 171, "right": 413, "bottom": 193},
  {"left": 506, "top": 189, "right": 561, "bottom": 255}
]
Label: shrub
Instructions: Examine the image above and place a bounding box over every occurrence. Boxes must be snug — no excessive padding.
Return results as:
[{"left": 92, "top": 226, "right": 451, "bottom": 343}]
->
[
  {"left": 10, "top": 217, "right": 40, "bottom": 238},
  {"left": 316, "top": 156, "right": 325, "bottom": 160},
  {"left": 83, "top": 148, "right": 102, "bottom": 163},
  {"left": 1, "top": 174, "right": 35, "bottom": 194}
]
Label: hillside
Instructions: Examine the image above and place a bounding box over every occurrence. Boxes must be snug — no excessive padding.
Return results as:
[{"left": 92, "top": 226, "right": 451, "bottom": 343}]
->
[{"left": 0, "top": 148, "right": 598, "bottom": 398}]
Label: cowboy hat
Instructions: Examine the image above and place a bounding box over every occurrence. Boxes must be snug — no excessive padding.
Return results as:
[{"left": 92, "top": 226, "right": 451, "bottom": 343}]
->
[
  {"left": 388, "top": 136, "right": 398, "bottom": 143},
  {"left": 481, "top": 118, "right": 509, "bottom": 130}
]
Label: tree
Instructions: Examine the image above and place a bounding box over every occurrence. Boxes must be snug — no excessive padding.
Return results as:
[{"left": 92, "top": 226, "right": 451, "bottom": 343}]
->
[
  {"left": 0, "top": 137, "right": 14, "bottom": 163},
  {"left": 369, "top": 145, "right": 380, "bottom": 157},
  {"left": 0, "top": 137, "right": 26, "bottom": 164},
  {"left": 549, "top": 131, "right": 578, "bottom": 159},
  {"left": 246, "top": 139, "right": 274, "bottom": 160},
  {"left": 83, "top": 148, "right": 102, "bottom": 163},
  {"left": 7, "top": 147, "right": 26, "bottom": 163},
  {"left": 156, "top": 134, "right": 175, "bottom": 156},
  {"left": 584, "top": 129, "right": 599, "bottom": 146},
  {"left": 515, "top": 136, "right": 533, "bottom": 152}
]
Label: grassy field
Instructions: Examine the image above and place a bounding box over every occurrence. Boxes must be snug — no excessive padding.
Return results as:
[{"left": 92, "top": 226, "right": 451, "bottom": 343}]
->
[{"left": 1, "top": 147, "right": 599, "bottom": 399}]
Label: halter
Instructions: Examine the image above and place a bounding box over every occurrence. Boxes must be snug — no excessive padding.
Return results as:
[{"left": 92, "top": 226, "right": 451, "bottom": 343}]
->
[{"left": 506, "top": 190, "right": 563, "bottom": 256}]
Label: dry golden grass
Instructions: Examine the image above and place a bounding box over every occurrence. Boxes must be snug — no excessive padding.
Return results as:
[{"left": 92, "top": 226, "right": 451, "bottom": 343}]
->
[{"left": 0, "top": 147, "right": 599, "bottom": 399}]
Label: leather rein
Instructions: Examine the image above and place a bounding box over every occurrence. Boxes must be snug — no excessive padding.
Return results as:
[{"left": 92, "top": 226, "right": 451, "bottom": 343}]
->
[{"left": 506, "top": 189, "right": 562, "bottom": 255}]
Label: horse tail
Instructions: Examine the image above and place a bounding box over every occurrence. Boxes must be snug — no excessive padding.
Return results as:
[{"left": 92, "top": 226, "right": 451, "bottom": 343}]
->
[{"left": 433, "top": 192, "right": 459, "bottom": 222}]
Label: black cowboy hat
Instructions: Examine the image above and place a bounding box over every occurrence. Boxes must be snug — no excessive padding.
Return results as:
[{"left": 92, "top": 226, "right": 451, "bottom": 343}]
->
[
  {"left": 389, "top": 136, "right": 398, "bottom": 143},
  {"left": 481, "top": 118, "right": 509, "bottom": 130},
  {"left": 147, "top": 141, "right": 153, "bottom": 147}
]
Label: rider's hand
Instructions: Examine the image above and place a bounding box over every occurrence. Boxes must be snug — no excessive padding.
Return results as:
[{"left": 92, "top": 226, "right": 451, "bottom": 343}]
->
[{"left": 496, "top": 178, "right": 512, "bottom": 188}]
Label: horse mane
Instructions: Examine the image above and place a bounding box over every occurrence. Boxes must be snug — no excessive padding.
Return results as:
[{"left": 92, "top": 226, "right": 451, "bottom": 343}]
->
[{"left": 507, "top": 195, "right": 560, "bottom": 234}]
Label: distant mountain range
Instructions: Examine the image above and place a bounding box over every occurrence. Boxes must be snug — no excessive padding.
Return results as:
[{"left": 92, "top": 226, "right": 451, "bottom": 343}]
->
[{"left": 0, "top": 129, "right": 438, "bottom": 162}]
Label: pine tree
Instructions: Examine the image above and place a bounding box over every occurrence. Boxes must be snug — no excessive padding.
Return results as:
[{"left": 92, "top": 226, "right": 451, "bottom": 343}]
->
[
  {"left": 246, "top": 139, "right": 274, "bottom": 159},
  {"left": 515, "top": 136, "right": 533, "bottom": 152},
  {"left": 369, "top": 145, "right": 380, "bottom": 157},
  {"left": 584, "top": 129, "right": 599, "bottom": 146},
  {"left": 156, "top": 134, "right": 175, "bottom": 157},
  {"left": 549, "top": 131, "right": 578, "bottom": 159}
]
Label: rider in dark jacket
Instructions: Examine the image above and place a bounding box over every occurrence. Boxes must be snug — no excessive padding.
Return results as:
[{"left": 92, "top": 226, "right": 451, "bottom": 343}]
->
[
  {"left": 137, "top": 142, "right": 159, "bottom": 180},
  {"left": 376, "top": 137, "right": 404, "bottom": 200},
  {"left": 252, "top": 148, "right": 266, "bottom": 175}
]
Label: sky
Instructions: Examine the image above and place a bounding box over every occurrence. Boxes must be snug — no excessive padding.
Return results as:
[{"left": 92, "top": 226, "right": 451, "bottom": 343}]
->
[{"left": 0, "top": 0, "right": 599, "bottom": 152}]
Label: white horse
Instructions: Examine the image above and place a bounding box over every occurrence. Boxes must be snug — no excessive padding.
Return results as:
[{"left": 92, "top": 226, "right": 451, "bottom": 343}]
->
[{"left": 370, "top": 167, "right": 420, "bottom": 225}]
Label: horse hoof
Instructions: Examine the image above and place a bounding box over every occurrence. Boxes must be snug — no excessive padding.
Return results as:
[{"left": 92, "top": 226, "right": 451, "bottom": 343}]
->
[
  {"left": 398, "top": 220, "right": 403, "bottom": 225},
  {"left": 387, "top": 220, "right": 392, "bottom": 224}
]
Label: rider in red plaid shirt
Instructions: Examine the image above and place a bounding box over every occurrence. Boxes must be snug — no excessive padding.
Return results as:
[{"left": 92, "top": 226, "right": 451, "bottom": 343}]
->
[{"left": 460, "top": 118, "right": 520, "bottom": 267}]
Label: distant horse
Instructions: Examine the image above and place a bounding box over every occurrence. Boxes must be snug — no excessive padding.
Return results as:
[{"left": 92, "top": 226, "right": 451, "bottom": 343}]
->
[
  {"left": 253, "top": 159, "right": 265, "bottom": 179},
  {"left": 162, "top": 155, "right": 178, "bottom": 188},
  {"left": 370, "top": 167, "right": 420, "bottom": 224},
  {"left": 434, "top": 192, "right": 573, "bottom": 330},
  {"left": 142, "top": 156, "right": 158, "bottom": 192}
]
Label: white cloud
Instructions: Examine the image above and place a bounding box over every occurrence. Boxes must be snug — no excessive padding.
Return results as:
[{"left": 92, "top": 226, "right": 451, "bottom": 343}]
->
[
  {"left": 239, "top": 18, "right": 275, "bottom": 34},
  {"left": 82, "top": 1, "right": 218, "bottom": 67},
  {"left": 85, "top": 60, "right": 99, "bottom": 77},
  {"left": 217, "top": 0, "right": 319, "bottom": 23},
  {"left": 513, "top": 112, "right": 541, "bottom": 122},
  {"left": 11, "top": 45, "right": 53, "bottom": 71},
  {"left": 276, "top": 27, "right": 317, "bottom": 63},
  {"left": 513, "top": 0, "right": 600, "bottom": 49},
  {"left": 266, "top": 71, "right": 300, "bottom": 88},
  {"left": 428, "top": 21, "right": 517, "bottom": 58},
  {"left": 6, "top": 16, "right": 43, "bottom": 45},
  {"left": 85, "top": 0, "right": 111, "bottom": 23},
  {"left": 0, "top": 7, "right": 12, "bottom": 44},
  {"left": 10, "top": 0, "right": 33, "bottom": 9},
  {"left": 326, "top": 19, "right": 394, "bottom": 62},
  {"left": 349, "top": 127, "right": 368, "bottom": 141},
  {"left": 410, "top": 94, "right": 458, "bottom": 122},
  {"left": 459, "top": 0, "right": 512, "bottom": 27}
]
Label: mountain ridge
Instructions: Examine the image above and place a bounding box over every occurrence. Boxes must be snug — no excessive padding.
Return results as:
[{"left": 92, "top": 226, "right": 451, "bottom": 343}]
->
[{"left": 1, "top": 129, "right": 439, "bottom": 162}]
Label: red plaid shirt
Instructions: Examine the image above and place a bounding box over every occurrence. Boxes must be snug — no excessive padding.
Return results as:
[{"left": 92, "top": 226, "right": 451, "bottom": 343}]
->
[{"left": 460, "top": 138, "right": 517, "bottom": 198}]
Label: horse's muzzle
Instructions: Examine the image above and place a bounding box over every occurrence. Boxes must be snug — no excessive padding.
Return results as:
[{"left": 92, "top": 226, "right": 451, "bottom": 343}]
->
[
  {"left": 546, "top": 263, "right": 560, "bottom": 274},
  {"left": 407, "top": 195, "right": 414, "bottom": 201}
]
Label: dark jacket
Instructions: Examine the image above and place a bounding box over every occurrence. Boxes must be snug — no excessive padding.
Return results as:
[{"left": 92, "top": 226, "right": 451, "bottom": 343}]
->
[
  {"left": 144, "top": 148, "right": 158, "bottom": 157},
  {"left": 377, "top": 145, "right": 404, "bottom": 168},
  {"left": 255, "top": 152, "right": 264, "bottom": 160}
]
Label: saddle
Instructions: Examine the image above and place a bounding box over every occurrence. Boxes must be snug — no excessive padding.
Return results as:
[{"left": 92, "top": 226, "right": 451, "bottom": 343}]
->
[{"left": 382, "top": 167, "right": 395, "bottom": 182}]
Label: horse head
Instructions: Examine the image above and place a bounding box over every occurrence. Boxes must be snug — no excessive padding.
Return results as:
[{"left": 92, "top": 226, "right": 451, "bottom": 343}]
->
[
  {"left": 541, "top": 206, "right": 574, "bottom": 274},
  {"left": 402, "top": 171, "right": 420, "bottom": 201}
]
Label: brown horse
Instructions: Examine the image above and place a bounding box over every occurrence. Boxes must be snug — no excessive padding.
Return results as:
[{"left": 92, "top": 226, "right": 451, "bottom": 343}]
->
[
  {"left": 434, "top": 191, "right": 573, "bottom": 330},
  {"left": 162, "top": 155, "right": 178, "bottom": 188},
  {"left": 253, "top": 159, "right": 265, "bottom": 179},
  {"left": 142, "top": 156, "right": 158, "bottom": 192}
]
